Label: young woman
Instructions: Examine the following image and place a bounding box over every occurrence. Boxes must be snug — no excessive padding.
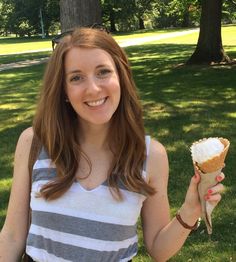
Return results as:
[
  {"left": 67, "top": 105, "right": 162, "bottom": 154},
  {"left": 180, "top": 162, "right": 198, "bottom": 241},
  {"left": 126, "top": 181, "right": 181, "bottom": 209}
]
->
[{"left": 0, "top": 27, "right": 224, "bottom": 262}]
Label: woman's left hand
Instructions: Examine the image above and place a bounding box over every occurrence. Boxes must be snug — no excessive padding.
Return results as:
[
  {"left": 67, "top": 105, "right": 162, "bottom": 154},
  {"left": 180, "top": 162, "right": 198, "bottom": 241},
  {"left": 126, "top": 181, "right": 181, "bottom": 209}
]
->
[{"left": 183, "top": 170, "right": 225, "bottom": 219}]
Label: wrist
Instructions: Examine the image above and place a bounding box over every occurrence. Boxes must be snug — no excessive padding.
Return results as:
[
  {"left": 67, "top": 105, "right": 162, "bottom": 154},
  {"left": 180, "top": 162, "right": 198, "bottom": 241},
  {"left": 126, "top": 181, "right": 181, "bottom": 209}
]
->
[{"left": 178, "top": 204, "right": 200, "bottom": 228}]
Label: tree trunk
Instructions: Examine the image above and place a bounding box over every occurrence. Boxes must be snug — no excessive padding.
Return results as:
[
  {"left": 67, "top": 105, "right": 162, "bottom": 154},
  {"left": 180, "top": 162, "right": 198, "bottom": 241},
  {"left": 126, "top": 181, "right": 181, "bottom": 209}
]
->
[
  {"left": 187, "top": 0, "right": 231, "bottom": 64},
  {"left": 109, "top": 9, "right": 117, "bottom": 32},
  {"left": 182, "top": 7, "right": 190, "bottom": 27},
  {"left": 138, "top": 17, "right": 145, "bottom": 30},
  {"left": 60, "top": 0, "right": 102, "bottom": 32}
]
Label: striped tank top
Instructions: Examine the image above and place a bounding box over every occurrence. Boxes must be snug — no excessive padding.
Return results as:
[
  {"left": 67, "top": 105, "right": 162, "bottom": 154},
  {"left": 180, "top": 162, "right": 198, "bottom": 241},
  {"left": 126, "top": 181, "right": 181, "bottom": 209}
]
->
[{"left": 26, "top": 136, "right": 151, "bottom": 262}]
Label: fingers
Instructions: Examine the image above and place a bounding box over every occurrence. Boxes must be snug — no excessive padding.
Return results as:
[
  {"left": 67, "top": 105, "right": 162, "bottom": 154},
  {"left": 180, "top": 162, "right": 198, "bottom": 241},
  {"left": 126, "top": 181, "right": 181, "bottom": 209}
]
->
[
  {"left": 205, "top": 193, "right": 222, "bottom": 202},
  {"left": 193, "top": 171, "right": 201, "bottom": 184},
  {"left": 205, "top": 182, "right": 225, "bottom": 202},
  {"left": 216, "top": 172, "right": 225, "bottom": 182}
]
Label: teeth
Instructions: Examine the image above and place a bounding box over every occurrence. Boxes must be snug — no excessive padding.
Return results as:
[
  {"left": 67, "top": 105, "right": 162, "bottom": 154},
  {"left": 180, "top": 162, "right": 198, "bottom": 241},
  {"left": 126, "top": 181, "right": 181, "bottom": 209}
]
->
[{"left": 86, "top": 98, "right": 106, "bottom": 107}]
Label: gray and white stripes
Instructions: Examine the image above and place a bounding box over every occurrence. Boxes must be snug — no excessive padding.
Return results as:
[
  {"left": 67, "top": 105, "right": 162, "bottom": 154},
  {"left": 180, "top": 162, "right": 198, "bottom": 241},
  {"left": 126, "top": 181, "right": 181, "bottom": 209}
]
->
[{"left": 26, "top": 136, "right": 150, "bottom": 261}]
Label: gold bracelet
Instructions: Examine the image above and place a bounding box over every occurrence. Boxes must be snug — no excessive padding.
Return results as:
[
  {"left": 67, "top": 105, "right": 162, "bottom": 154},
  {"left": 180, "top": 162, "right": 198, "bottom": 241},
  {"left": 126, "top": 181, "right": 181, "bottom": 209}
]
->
[{"left": 176, "top": 211, "right": 200, "bottom": 231}]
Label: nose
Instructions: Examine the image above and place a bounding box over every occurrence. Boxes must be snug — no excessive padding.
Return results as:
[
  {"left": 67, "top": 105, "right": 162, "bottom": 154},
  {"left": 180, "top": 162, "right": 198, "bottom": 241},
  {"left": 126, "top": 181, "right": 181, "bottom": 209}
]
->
[{"left": 86, "top": 76, "right": 101, "bottom": 94}]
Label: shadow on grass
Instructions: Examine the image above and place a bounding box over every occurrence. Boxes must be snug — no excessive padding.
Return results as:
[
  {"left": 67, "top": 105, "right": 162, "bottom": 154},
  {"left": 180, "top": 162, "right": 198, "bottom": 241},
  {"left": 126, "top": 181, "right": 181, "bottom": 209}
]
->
[
  {"left": 0, "top": 51, "right": 51, "bottom": 64},
  {"left": 125, "top": 43, "right": 236, "bottom": 260},
  {"left": 0, "top": 64, "right": 45, "bottom": 179},
  {"left": 0, "top": 65, "right": 46, "bottom": 228}
]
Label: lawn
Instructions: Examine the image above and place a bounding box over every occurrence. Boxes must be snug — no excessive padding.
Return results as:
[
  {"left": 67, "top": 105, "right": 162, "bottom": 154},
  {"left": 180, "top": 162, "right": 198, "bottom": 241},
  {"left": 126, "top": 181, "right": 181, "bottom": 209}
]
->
[
  {"left": 0, "top": 51, "right": 51, "bottom": 65},
  {"left": 0, "top": 28, "right": 196, "bottom": 55},
  {"left": 0, "top": 26, "right": 236, "bottom": 261}
]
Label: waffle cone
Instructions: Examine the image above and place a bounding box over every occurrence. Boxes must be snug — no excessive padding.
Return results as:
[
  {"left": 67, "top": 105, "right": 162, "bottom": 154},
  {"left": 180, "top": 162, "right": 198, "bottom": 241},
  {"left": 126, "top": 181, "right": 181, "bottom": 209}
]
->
[
  {"left": 191, "top": 137, "right": 230, "bottom": 234},
  {"left": 195, "top": 138, "right": 230, "bottom": 173},
  {"left": 197, "top": 169, "right": 221, "bottom": 234}
]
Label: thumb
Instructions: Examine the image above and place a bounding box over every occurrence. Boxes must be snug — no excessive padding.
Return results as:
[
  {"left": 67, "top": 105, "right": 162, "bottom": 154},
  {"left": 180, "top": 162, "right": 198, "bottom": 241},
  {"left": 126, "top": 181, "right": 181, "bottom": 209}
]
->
[
  {"left": 188, "top": 172, "right": 201, "bottom": 194},
  {"left": 184, "top": 172, "right": 201, "bottom": 207}
]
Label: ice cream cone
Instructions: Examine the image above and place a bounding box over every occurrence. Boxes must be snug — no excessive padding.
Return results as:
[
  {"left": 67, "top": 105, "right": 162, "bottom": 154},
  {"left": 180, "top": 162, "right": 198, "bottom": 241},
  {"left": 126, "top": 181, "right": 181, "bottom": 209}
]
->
[{"left": 191, "top": 137, "right": 230, "bottom": 234}]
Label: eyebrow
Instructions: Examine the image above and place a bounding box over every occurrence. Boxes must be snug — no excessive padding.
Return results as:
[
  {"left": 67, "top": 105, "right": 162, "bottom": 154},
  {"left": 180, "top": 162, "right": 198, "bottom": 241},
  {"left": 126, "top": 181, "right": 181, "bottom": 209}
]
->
[{"left": 66, "top": 64, "right": 111, "bottom": 75}]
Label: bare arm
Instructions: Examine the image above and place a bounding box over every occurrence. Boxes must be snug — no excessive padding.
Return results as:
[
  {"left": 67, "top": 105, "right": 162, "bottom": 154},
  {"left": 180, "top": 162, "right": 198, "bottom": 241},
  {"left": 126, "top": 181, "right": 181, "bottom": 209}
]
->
[
  {"left": 0, "top": 127, "right": 33, "bottom": 261},
  {"left": 141, "top": 139, "right": 222, "bottom": 262}
]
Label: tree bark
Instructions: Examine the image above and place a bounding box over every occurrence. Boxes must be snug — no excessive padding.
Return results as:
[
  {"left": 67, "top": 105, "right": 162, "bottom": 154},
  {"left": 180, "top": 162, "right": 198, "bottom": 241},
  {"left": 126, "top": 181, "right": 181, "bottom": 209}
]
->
[
  {"left": 60, "top": 0, "right": 102, "bottom": 32},
  {"left": 109, "top": 8, "right": 117, "bottom": 32},
  {"left": 187, "top": 0, "right": 231, "bottom": 64},
  {"left": 182, "top": 7, "right": 190, "bottom": 27},
  {"left": 138, "top": 17, "right": 145, "bottom": 30}
]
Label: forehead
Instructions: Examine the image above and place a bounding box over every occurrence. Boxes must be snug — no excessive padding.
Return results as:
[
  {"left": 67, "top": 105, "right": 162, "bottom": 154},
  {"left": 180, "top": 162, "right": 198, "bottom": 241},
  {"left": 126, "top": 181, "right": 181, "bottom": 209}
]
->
[{"left": 64, "top": 47, "right": 116, "bottom": 71}]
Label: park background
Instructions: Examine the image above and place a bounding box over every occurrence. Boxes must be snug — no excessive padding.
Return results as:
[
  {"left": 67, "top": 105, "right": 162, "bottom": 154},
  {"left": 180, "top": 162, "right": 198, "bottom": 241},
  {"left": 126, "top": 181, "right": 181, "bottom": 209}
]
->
[{"left": 0, "top": 1, "right": 236, "bottom": 261}]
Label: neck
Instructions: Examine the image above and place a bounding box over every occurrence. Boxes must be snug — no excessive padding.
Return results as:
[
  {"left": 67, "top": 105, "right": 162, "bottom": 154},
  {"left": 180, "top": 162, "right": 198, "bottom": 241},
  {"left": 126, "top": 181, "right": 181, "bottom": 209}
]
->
[{"left": 79, "top": 123, "right": 110, "bottom": 152}]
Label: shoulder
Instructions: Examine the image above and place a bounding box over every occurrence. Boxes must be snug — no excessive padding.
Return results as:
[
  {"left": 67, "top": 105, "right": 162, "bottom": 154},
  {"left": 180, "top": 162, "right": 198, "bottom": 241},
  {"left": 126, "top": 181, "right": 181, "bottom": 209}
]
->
[
  {"left": 17, "top": 127, "right": 34, "bottom": 148},
  {"left": 148, "top": 138, "right": 167, "bottom": 159},
  {"left": 18, "top": 126, "right": 34, "bottom": 142},
  {"left": 146, "top": 138, "right": 169, "bottom": 186},
  {"left": 15, "top": 127, "right": 34, "bottom": 159}
]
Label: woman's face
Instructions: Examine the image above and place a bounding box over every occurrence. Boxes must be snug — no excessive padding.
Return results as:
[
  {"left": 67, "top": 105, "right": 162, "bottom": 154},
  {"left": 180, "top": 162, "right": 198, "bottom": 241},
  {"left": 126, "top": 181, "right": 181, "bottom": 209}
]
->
[{"left": 64, "top": 47, "right": 121, "bottom": 128}]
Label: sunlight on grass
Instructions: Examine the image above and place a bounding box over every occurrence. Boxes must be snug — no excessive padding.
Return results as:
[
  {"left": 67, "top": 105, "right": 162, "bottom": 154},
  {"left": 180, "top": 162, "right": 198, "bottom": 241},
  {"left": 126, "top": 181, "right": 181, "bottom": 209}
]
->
[
  {"left": 222, "top": 24, "right": 236, "bottom": 44},
  {"left": 155, "top": 31, "right": 199, "bottom": 45},
  {"left": 0, "top": 39, "right": 52, "bottom": 54},
  {"left": 166, "top": 140, "right": 187, "bottom": 152},
  {"left": 225, "top": 112, "right": 236, "bottom": 118},
  {"left": 145, "top": 105, "right": 171, "bottom": 119},
  {"left": 183, "top": 124, "right": 201, "bottom": 133},
  {"left": 0, "top": 104, "right": 19, "bottom": 109},
  {"left": 0, "top": 179, "right": 12, "bottom": 189},
  {"left": 114, "top": 28, "right": 189, "bottom": 42}
]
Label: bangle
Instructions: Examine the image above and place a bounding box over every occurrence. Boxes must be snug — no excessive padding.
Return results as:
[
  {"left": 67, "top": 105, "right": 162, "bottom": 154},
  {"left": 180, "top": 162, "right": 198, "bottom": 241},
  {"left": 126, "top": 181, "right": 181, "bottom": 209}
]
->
[{"left": 176, "top": 211, "right": 200, "bottom": 231}]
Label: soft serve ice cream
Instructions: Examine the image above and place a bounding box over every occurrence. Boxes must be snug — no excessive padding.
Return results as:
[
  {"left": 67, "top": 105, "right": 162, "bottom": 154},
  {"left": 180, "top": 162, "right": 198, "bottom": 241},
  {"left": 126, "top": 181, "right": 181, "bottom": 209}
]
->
[{"left": 191, "top": 138, "right": 224, "bottom": 164}]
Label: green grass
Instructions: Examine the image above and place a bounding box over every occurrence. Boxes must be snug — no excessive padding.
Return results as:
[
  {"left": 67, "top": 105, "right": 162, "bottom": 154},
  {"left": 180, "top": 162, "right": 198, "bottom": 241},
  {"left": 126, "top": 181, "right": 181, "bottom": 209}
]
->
[
  {"left": 0, "top": 64, "right": 45, "bottom": 226},
  {"left": 0, "top": 26, "right": 236, "bottom": 261},
  {"left": 0, "top": 36, "right": 52, "bottom": 54},
  {"left": 0, "top": 51, "right": 51, "bottom": 65},
  {"left": 0, "top": 28, "right": 195, "bottom": 55}
]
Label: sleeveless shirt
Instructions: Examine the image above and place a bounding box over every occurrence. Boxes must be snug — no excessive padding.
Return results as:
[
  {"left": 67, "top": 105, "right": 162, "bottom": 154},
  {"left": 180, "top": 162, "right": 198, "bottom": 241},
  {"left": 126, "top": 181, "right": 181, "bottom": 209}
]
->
[{"left": 26, "top": 136, "right": 151, "bottom": 262}]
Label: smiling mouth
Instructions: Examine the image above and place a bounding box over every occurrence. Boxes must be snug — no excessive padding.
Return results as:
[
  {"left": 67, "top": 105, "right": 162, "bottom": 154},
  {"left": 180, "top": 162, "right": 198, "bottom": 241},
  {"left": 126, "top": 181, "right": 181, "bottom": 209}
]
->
[{"left": 85, "top": 97, "right": 107, "bottom": 107}]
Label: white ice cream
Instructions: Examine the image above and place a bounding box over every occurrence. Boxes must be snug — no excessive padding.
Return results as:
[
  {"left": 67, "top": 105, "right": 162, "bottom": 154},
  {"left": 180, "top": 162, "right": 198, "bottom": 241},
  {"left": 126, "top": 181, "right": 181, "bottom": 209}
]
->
[{"left": 191, "top": 138, "right": 224, "bottom": 164}]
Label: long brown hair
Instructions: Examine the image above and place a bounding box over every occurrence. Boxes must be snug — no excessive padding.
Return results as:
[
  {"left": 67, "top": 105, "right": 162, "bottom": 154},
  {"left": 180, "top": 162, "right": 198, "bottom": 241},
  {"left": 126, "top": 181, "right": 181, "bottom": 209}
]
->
[{"left": 33, "top": 27, "right": 156, "bottom": 200}]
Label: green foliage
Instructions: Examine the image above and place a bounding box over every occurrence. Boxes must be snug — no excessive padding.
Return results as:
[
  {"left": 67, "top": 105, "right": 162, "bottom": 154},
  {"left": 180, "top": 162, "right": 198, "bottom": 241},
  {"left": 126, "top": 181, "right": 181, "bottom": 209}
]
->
[
  {"left": 222, "top": 0, "right": 236, "bottom": 23},
  {"left": 0, "top": 0, "right": 236, "bottom": 35},
  {"left": 154, "top": 0, "right": 201, "bottom": 28},
  {"left": 0, "top": 0, "right": 59, "bottom": 36}
]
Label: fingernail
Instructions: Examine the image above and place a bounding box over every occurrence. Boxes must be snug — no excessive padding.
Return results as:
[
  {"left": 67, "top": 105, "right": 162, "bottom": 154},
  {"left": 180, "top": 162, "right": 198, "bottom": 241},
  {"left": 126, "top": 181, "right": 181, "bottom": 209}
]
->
[
  {"left": 208, "top": 189, "right": 213, "bottom": 194},
  {"left": 216, "top": 176, "right": 223, "bottom": 182}
]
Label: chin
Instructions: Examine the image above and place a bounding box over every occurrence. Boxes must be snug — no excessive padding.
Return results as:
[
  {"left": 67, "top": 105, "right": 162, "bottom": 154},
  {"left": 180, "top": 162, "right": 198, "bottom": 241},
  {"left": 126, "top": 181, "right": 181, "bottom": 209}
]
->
[{"left": 84, "top": 116, "right": 113, "bottom": 126}]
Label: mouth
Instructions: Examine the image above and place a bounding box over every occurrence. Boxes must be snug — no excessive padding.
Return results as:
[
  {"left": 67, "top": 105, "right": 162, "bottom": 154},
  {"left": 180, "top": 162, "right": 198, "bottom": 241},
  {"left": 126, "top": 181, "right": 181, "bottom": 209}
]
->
[{"left": 85, "top": 97, "right": 107, "bottom": 107}]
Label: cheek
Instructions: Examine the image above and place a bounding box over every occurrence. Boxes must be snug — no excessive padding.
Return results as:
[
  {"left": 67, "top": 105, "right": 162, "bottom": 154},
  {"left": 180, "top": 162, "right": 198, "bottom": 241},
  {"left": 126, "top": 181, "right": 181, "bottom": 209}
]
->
[
  {"left": 113, "top": 82, "right": 121, "bottom": 104},
  {"left": 66, "top": 85, "right": 80, "bottom": 101}
]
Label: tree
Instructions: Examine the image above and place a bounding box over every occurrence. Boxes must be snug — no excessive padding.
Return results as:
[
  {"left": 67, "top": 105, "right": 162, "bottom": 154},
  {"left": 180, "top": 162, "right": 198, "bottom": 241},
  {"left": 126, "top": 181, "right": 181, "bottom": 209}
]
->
[
  {"left": 187, "top": 0, "right": 232, "bottom": 64},
  {"left": 60, "top": 0, "right": 102, "bottom": 32},
  {"left": 0, "top": 0, "right": 59, "bottom": 37},
  {"left": 134, "top": 0, "right": 156, "bottom": 30},
  {"left": 101, "top": 0, "right": 120, "bottom": 32}
]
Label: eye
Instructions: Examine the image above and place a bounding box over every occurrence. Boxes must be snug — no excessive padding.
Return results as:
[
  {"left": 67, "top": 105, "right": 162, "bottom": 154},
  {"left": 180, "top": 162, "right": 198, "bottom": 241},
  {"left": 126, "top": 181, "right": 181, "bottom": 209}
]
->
[
  {"left": 70, "top": 75, "right": 83, "bottom": 82},
  {"left": 97, "top": 68, "right": 112, "bottom": 78}
]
